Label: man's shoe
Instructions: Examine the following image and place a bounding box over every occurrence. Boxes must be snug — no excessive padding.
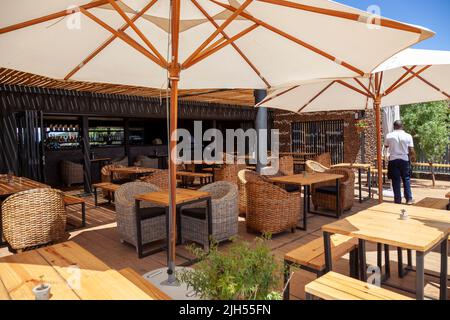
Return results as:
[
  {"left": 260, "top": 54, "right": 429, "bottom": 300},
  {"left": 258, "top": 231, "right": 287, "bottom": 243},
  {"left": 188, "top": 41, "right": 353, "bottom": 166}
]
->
[{"left": 406, "top": 200, "right": 415, "bottom": 205}]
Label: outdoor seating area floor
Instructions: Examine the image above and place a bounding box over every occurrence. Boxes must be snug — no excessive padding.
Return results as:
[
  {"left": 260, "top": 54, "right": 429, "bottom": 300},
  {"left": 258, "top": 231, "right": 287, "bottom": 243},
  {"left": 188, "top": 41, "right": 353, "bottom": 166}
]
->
[{"left": 1, "top": 178, "right": 448, "bottom": 300}]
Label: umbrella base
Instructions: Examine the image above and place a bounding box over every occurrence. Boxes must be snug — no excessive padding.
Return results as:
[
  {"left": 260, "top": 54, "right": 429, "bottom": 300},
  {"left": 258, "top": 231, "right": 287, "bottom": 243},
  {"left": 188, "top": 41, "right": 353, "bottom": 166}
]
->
[{"left": 143, "top": 267, "right": 199, "bottom": 300}]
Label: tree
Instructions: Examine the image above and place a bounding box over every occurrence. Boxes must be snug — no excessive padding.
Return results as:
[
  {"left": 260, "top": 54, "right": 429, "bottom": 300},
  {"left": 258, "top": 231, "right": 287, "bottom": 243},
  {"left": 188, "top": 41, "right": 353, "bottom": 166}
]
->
[{"left": 401, "top": 101, "right": 450, "bottom": 186}]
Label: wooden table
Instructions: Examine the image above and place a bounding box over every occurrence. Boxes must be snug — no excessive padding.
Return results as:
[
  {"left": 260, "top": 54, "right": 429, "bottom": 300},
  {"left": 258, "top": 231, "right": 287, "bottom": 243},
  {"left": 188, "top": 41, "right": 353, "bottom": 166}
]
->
[
  {"left": 0, "top": 175, "right": 49, "bottom": 246},
  {"left": 0, "top": 241, "right": 170, "bottom": 300},
  {"left": 270, "top": 172, "right": 344, "bottom": 230},
  {"left": 134, "top": 189, "right": 211, "bottom": 259},
  {"left": 177, "top": 171, "right": 213, "bottom": 186},
  {"left": 322, "top": 203, "right": 450, "bottom": 300},
  {"left": 109, "top": 166, "right": 158, "bottom": 183},
  {"left": 331, "top": 163, "right": 372, "bottom": 202}
]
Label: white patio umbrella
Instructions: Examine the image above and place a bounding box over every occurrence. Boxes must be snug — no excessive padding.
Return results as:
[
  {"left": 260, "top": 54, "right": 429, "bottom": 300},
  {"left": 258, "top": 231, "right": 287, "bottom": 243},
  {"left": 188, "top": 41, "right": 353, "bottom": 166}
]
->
[
  {"left": 258, "top": 48, "right": 450, "bottom": 202},
  {"left": 0, "top": 0, "right": 433, "bottom": 287}
]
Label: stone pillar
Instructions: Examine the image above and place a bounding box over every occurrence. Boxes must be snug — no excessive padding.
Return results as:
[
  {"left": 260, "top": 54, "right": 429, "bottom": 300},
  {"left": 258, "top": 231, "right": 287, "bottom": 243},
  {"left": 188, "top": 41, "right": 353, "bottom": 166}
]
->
[{"left": 254, "top": 89, "right": 268, "bottom": 173}]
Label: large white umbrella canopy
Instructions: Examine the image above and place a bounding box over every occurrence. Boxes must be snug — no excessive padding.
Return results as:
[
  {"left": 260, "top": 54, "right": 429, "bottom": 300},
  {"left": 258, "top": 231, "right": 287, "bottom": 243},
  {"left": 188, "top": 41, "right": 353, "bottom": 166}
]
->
[
  {"left": 0, "top": 0, "right": 434, "bottom": 286},
  {"left": 258, "top": 48, "right": 450, "bottom": 202}
]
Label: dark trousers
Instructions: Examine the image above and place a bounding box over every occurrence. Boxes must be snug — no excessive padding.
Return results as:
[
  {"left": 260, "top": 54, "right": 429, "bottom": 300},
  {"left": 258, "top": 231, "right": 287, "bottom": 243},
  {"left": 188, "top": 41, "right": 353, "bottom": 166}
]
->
[{"left": 389, "top": 159, "right": 413, "bottom": 204}]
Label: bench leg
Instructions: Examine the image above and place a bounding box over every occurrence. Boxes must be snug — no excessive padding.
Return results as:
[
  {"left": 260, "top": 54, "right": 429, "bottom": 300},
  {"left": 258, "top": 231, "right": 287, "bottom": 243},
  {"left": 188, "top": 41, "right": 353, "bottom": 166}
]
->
[
  {"left": 81, "top": 202, "right": 86, "bottom": 228},
  {"left": 283, "top": 260, "right": 291, "bottom": 300},
  {"left": 407, "top": 249, "right": 413, "bottom": 268}
]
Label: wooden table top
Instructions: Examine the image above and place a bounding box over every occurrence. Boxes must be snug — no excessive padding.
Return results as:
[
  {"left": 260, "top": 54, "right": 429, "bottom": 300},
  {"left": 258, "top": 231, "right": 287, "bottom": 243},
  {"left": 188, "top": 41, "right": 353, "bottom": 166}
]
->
[
  {"left": 0, "top": 175, "right": 49, "bottom": 197},
  {"left": 109, "top": 167, "right": 158, "bottom": 175},
  {"left": 89, "top": 157, "right": 111, "bottom": 163},
  {"left": 135, "top": 188, "right": 210, "bottom": 207},
  {"left": 176, "top": 171, "right": 213, "bottom": 178},
  {"left": 322, "top": 203, "right": 450, "bottom": 252},
  {"left": 0, "top": 241, "right": 169, "bottom": 300},
  {"left": 331, "top": 163, "right": 372, "bottom": 169},
  {"left": 269, "top": 172, "right": 344, "bottom": 186}
]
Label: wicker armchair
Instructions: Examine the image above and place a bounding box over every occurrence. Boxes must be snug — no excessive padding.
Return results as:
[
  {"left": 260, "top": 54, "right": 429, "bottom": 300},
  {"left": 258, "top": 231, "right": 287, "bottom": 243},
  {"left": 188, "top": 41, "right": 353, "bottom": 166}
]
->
[
  {"left": 115, "top": 182, "right": 166, "bottom": 251},
  {"left": 141, "top": 170, "right": 169, "bottom": 189},
  {"left": 305, "top": 160, "right": 330, "bottom": 173},
  {"left": 311, "top": 168, "right": 355, "bottom": 212},
  {"left": 180, "top": 181, "right": 238, "bottom": 249},
  {"left": 246, "top": 179, "right": 301, "bottom": 234},
  {"left": 1, "top": 188, "right": 67, "bottom": 251},
  {"left": 313, "top": 152, "right": 332, "bottom": 168},
  {"left": 278, "top": 155, "right": 294, "bottom": 175},
  {"left": 213, "top": 164, "right": 239, "bottom": 183},
  {"left": 61, "top": 160, "right": 83, "bottom": 186},
  {"left": 237, "top": 170, "right": 269, "bottom": 215}
]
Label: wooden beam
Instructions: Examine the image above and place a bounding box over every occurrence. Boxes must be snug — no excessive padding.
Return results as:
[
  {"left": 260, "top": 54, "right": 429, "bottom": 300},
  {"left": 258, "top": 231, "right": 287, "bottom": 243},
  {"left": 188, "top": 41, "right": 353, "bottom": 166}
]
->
[
  {"left": 402, "top": 66, "right": 450, "bottom": 99},
  {"left": 383, "top": 65, "right": 416, "bottom": 96},
  {"left": 210, "top": 0, "right": 365, "bottom": 76},
  {"left": 297, "top": 81, "right": 336, "bottom": 113},
  {"left": 65, "top": 0, "right": 159, "bottom": 80},
  {"left": 184, "top": 24, "right": 259, "bottom": 69},
  {"left": 80, "top": 8, "right": 165, "bottom": 68},
  {"left": 182, "top": 0, "right": 253, "bottom": 68},
  {"left": 0, "top": 0, "right": 111, "bottom": 35},
  {"left": 353, "top": 78, "right": 374, "bottom": 98},
  {"left": 191, "top": 0, "right": 271, "bottom": 87},
  {"left": 258, "top": 0, "right": 428, "bottom": 35},
  {"left": 335, "top": 80, "right": 371, "bottom": 97},
  {"left": 107, "top": 0, "right": 167, "bottom": 67},
  {"left": 385, "top": 65, "right": 431, "bottom": 95}
]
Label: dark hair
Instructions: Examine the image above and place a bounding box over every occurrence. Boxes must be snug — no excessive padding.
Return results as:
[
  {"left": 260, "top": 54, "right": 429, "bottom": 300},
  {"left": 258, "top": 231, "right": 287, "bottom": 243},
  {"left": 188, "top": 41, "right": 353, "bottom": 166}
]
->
[{"left": 393, "top": 120, "right": 404, "bottom": 130}]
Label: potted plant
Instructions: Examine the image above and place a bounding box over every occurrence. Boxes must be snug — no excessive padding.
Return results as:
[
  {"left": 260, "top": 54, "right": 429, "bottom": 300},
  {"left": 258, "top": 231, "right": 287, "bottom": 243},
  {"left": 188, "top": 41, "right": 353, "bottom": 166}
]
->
[
  {"left": 355, "top": 119, "right": 370, "bottom": 133},
  {"left": 32, "top": 275, "right": 51, "bottom": 300},
  {"left": 177, "top": 236, "right": 282, "bottom": 300}
]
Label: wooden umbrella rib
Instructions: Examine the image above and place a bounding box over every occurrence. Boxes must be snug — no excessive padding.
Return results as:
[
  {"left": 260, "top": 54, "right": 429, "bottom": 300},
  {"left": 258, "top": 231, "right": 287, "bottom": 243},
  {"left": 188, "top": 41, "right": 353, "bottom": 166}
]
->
[
  {"left": 182, "top": 0, "right": 253, "bottom": 69},
  {"left": 383, "top": 65, "right": 416, "bottom": 96},
  {"left": 335, "top": 79, "right": 371, "bottom": 97},
  {"left": 185, "top": 24, "right": 259, "bottom": 69},
  {"left": 191, "top": 0, "right": 271, "bottom": 88},
  {"left": 402, "top": 66, "right": 450, "bottom": 99},
  {"left": 209, "top": 0, "right": 365, "bottom": 77},
  {"left": 0, "top": 0, "right": 112, "bottom": 35},
  {"left": 107, "top": 0, "right": 167, "bottom": 67},
  {"left": 353, "top": 78, "right": 374, "bottom": 98},
  {"left": 256, "top": 85, "right": 300, "bottom": 106},
  {"left": 297, "top": 80, "right": 336, "bottom": 113},
  {"left": 80, "top": 8, "right": 164, "bottom": 68},
  {"left": 258, "top": 0, "right": 426, "bottom": 35},
  {"left": 385, "top": 65, "right": 431, "bottom": 95},
  {"left": 65, "top": 0, "right": 159, "bottom": 80}
]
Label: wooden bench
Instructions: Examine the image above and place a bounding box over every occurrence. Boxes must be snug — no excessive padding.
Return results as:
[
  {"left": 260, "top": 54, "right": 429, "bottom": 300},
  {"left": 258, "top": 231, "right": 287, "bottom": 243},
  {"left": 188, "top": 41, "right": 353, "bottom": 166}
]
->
[
  {"left": 63, "top": 195, "right": 86, "bottom": 228},
  {"left": 118, "top": 268, "right": 171, "bottom": 300},
  {"left": 305, "top": 271, "right": 412, "bottom": 300},
  {"left": 283, "top": 235, "right": 358, "bottom": 300},
  {"left": 92, "top": 182, "right": 120, "bottom": 206},
  {"left": 176, "top": 171, "right": 213, "bottom": 186}
]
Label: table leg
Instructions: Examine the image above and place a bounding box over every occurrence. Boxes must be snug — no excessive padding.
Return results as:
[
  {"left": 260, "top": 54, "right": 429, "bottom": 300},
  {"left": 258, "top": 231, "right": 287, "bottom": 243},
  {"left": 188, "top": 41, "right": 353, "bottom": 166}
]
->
[
  {"left": 384, "top": 244, "right": 391, "bottom": 280},
  {"left": 335, "top": 179, "right": 341, "bottom": 218},
  {"left": 377, "top": 243, "right": 382, "bottom": 274},
  {"left": 358, "top": 239, "right": 367, "bottom": 282},
  {"left": 94, "top": 186, "right": 98, "bottom": 207},
  {"left": 135, "top": 199, "right": 143, "bottom": 259},
  {"left": 407, "top": 249, "right": 413, "bottom": 268},
  {"left": 416, "top": 251, "right": 425, "bottom": 300},
  {"left": 440, "top": 239, "right": 448, "bottom": 300},
  {"left": 367, "top": 168, "right": 372, "bottom": 199},
  {"left": 298, "top": 185, "right": 308, "bottom": 231},
  {"left": 397, "top": 247, "right": 405, "bottom": 278},
  {"left": 206, "top": 197, "right": 212, "bottom": 252},
  {"left": 323, "top": 231, "right": 332, "bottom": 272},
  {"left": 81, "top": 202, "right": 86, "bottom": 228},
  {"left": 358, "top": 168, "right": 362, "bottom": 203}
]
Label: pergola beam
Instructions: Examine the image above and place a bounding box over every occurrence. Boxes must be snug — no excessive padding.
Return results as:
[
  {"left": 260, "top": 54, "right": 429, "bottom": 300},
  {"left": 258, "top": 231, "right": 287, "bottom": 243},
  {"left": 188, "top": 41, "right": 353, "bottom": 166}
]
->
[
  {"left": 107, "top": 0, "right": 167, "bottom": 66},
  {"left": 182, "top": 0, "right": 253, "bottom": 68},
  {"left": 210, "top": 0, "right": 365, "bottom": 77},
  {"left": 80, "top": 8, "right": 165, "bottom": 68},
  {"left": 65, "top": 0, "right": 159, "bottom": 80},
  {"left": 191, "top": 0, "right": 271, "bottom": 88},
  {"left": 258, "top": 0, "right": 428, "bottom": 35},
  {"left": 0, "top": 0, "right": 113, "bottom": 35}
]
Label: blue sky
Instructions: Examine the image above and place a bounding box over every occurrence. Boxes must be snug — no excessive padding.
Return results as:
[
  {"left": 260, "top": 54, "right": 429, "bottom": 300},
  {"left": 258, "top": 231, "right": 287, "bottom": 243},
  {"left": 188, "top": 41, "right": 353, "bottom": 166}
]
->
[{"left": 338, "top": 0, "right": 450, "bottom": 50}]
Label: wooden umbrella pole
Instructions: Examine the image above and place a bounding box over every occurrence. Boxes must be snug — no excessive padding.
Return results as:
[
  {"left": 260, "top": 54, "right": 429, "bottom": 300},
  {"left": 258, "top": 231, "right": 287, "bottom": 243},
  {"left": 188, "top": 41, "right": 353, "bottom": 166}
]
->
[
  {"left": 374, "top": 96, "right": 383, "bottom": 203},
  {"left": 167, "top": 0, "right": 181, "bottom": 284}
]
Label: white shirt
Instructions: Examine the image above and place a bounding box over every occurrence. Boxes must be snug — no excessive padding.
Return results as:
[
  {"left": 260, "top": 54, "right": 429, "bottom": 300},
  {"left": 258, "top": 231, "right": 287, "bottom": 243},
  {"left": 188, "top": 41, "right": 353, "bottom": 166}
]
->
[{"left": 384, "top": 130, "right": 414, "bottom": 161}]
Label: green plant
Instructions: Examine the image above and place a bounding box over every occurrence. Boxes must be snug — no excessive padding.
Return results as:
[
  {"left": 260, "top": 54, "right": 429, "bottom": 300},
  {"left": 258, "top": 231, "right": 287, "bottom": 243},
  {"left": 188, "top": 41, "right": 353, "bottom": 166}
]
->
[
  {"left": 177, "top": 236, "right": 282, "bottom": 300},
  {"left": 401, "top": 101, "right": 449, "bottom": 186},
  {"left": 355, "top": 119, "right": 369, "bottom": 128}
]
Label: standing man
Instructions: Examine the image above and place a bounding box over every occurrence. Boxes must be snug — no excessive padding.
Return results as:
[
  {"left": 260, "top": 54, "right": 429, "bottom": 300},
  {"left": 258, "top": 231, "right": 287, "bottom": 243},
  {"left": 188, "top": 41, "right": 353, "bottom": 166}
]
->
[{"left": 384, "top": 120, "right": 416, "bottom": 205}]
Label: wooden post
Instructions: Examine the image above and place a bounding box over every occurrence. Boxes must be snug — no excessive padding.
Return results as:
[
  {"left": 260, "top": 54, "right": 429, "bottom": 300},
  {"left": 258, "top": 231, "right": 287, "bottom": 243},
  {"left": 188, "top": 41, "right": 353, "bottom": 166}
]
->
[
  {"left": 167, "top": 0, "right": 180, "bottom": 285},
  {"left": 374, "top": 96, "right": 383, "bottom": 203}
]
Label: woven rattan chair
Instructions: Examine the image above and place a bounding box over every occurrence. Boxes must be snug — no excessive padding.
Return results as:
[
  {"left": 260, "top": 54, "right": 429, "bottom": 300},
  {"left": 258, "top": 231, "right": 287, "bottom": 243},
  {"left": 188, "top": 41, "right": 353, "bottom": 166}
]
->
[
  {"left": 305, "top": 160, "right": 330, "bottom": 173},
  {"left": 1, "top": 188, "right": 67, "bottom": 251},
  {"left": 246, "top": 178, "right": 301, "bottom": 235},
  {"left": 180, "top": 181, "right": 238, "bottom": 249},
  {"left": 213, "top": 164, "right": 239, "bottom": 183},
  {"left": 311, "top": 168, "right": 355, "bottom": 212},
  {"left": 115, "top": 182, "right": 166, "bottom": 251},
  {"left": 61, "top": 160, "right": 83, "bottom": 186},
  {"left": 141, "top": 170, "right": 169, "bottom": 189},
  {"left": 278, "top": 155, "right": 294, "bottom": 175},
  {"left": 313, "top": 152, "right": 332, "bottom": 168}
]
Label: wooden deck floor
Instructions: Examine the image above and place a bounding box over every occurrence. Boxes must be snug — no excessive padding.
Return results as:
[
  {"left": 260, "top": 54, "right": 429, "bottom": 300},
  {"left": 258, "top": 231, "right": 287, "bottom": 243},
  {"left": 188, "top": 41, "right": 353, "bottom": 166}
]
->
[{"left": 1, "top": 178, "right": 449, "bottom": 300}]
